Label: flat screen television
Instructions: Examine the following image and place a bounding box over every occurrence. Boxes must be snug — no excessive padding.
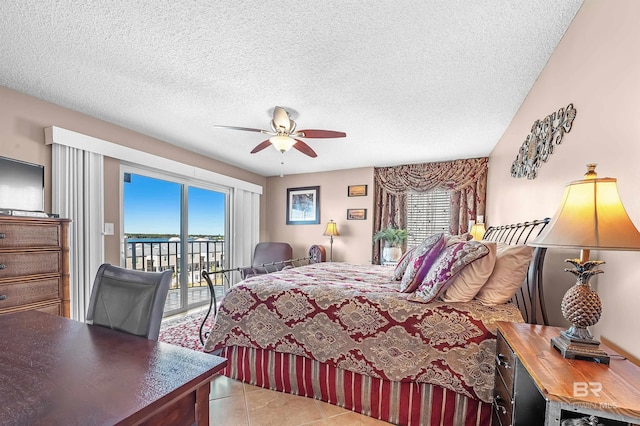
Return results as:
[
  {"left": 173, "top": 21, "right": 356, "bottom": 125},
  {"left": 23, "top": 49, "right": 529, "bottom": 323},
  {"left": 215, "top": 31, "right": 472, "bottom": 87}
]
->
[{"left": 0, "top": 156, "right": 45, "bottom": 213}]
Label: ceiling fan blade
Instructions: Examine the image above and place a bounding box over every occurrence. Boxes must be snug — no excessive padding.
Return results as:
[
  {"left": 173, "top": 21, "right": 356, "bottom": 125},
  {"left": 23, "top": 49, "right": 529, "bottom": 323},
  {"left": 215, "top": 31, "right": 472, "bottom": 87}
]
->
[
  {"left": 214, "top": 125, "right": 269, "bottom": 134},
  {"left": 272, "top": 106, "right": 291, "bottom": 132},
  {"left": 292, "top": 139, "right": 318, "bottom": 158},
  {"left": 250, "top": 139, "right": 273, "bottom": 154},
  {"left": 295, "top": 129, "right": 346, "bottom": 138}
]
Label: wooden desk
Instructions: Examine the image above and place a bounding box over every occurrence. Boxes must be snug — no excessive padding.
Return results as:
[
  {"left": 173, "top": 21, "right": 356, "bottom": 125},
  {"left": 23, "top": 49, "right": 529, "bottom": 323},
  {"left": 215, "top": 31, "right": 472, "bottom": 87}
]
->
[{"left": 0, "top": 311, "right": 226, "bottom": 425}]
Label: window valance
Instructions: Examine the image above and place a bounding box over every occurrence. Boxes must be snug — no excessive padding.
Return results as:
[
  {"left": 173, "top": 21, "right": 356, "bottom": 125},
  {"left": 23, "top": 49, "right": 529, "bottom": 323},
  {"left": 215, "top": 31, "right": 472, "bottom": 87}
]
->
[{"left": 374, "top": 157, "right": 488, "bottom": 194}]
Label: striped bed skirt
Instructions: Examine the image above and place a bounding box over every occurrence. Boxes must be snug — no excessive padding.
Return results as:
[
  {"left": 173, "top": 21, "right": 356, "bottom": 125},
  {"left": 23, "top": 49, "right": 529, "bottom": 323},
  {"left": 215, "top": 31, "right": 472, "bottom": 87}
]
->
[{"left": 219, "top": 346, "right": 491, "bottom": 426}]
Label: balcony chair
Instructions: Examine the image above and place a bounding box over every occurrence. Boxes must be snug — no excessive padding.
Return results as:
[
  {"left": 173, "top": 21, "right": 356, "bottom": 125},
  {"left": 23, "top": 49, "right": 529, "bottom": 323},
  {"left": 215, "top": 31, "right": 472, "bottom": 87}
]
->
[
  {"left": 240, "top": 242, "right": 293, "bottom": 279},
  {"left": 86, "top": 263, "right": 172, "bottom": 341}
]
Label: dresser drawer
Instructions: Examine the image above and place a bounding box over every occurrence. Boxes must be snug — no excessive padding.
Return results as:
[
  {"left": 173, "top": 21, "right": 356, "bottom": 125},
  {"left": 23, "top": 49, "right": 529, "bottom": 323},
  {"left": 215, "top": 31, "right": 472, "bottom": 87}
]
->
[
  {"left": 493, "top": 369, "right": 513, "bottom": 426},
  {"left": 0, "top": 277, "right": 61, "bottom": 310},
  {"left": 496, "top": 332, "right": 516, "bottom": 393},
  {"left": 0, "top": 300, "right": 61, "bottom": 316},
  {"left": 0, "top": 251, "right": 61, "bottom": 280},
  {"left": 34, "top": 301, "right": 62, "bottom": 316},
  {"left": 0, "top": 222, "right": 61, "bottom": 248},
  {"left": 0, "top": 217, "right": 69, "bottom": 318}
]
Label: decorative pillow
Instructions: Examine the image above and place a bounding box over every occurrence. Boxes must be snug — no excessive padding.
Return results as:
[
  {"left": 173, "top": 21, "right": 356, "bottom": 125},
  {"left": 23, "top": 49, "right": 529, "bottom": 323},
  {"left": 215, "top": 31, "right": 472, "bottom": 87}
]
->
[
  {"left": 444, "top": 232, "right": 472, "bottom": 246},
  {"left": 409, "top": 240, "right": 489, "bottom": 303},
  {"left": 475, "top": 243, "right": 534, "bottom": 306},
  {"left": 399, "top": 234, "right": 446, "bottom": 293},
  {"left": 391, "top": 231, "right": 465, "bottom": 280},
  {"left": 392, "top": 247, "right": 416, "bottom": 280},
  {"left": 440, "top": 241, "right": 497, "bottom": 303}
]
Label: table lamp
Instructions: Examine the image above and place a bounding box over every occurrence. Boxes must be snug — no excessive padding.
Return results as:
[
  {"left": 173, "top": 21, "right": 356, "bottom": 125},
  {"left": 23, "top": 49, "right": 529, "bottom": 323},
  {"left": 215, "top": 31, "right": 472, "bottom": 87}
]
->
[
  {"left": 323, "top": 220, "right": 339, "bottom": 262},
  {"left": 530, "top": 164, "right": 640, "bottom": 364},
  {"left": 470, "top": 223, "right": 486, "bottom": 241}
]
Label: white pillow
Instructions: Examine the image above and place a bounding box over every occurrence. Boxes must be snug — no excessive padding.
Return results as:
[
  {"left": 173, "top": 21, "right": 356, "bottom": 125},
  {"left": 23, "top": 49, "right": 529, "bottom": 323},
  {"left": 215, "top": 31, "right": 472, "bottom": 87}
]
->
[
  {"left": 475, "top": 243, "right": 534, "bottom": 306},
  {"left": 440, "top": 241, "right": 497, "bottom": 303}
]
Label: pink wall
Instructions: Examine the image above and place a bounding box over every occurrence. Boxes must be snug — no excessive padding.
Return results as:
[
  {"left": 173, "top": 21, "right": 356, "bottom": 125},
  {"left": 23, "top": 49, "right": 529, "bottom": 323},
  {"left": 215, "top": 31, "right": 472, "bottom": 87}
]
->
[
  {"left": 264, "top": 168, "right": 375, "bottom": 264},
  {"left": 488, "top": 0, "right": 640, "bottom": 358},
  {"left": 0, "top": 86, "right": 266, "bottom": 265}
]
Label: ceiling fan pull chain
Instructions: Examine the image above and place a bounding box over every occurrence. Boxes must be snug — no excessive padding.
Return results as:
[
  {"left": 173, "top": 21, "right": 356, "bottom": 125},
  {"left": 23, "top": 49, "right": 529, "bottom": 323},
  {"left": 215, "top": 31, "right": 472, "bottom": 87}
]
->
[{"left": 280, "top": 153, "right": 285, "bottom": 177}]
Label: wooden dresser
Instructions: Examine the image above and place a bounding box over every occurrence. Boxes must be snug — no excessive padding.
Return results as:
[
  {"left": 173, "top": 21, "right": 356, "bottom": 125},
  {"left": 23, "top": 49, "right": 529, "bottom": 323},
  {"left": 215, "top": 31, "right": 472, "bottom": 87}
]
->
[{"left": 0, "top": 215, "right": 70, "bottom": 318}]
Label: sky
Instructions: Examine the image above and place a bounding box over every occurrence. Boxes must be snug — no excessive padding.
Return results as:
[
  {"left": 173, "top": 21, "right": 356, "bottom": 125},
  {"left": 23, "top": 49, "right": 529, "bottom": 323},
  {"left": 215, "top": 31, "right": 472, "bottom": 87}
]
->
[{"left": 123, "top": 173, "right": 225, "bottom": 236}]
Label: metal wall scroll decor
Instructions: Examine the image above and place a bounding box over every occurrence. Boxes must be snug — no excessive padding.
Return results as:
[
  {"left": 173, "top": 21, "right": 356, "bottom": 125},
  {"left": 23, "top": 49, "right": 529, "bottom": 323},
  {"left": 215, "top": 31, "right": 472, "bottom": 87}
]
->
[{"left": 511, "top": 103, "right": 577, "bottom": 179}]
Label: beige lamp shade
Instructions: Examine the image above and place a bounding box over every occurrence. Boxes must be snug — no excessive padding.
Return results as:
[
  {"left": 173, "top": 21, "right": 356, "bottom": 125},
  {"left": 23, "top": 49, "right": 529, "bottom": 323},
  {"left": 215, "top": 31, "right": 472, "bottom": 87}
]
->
[
  {"left": 469, "top": 223, "right": 486, "bottom": 241},
  {"left": 323, "top": 220, "right": 339, "bottom": 237},
  {"left": 530, "top": 166, "right": 640, "bottom": 251}
]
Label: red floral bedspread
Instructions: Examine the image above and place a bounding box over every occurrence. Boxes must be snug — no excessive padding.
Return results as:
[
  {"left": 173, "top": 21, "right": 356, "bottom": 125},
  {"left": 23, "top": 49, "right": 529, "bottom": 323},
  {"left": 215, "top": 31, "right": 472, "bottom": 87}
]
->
[{"left": 203, "top": 262, "right": 523, "bottom": 402}]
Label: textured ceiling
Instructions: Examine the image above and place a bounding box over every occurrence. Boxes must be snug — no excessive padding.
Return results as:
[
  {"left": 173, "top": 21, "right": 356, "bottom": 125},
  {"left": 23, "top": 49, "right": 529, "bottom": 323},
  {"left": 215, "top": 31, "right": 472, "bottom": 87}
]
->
[{"left": 0, "top": 1, "right": 583, "bottom": 177}]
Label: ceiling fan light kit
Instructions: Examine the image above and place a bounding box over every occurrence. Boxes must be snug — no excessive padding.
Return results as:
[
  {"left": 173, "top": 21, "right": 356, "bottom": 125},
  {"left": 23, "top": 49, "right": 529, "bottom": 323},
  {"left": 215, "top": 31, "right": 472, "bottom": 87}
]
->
[{"left": 269, "top": 135, "right": 296, "bottom": 153}]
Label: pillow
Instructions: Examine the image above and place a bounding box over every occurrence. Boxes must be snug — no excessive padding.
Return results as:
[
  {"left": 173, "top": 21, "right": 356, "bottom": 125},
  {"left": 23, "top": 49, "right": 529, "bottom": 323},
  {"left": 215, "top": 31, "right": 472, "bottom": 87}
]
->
[
  {"left": 409, "top": 240, "right": 489, "bottom": 303},
  {"left": 440, "top": 241, "right": 497, "bottom": 303},
  {"left": 399, "top": 234, "right": 446, "bottom": 293},
  {"left": 392, "top": 247, "right": 416, "bottom": 280},
  {"left": 444, "top": 232, "right": 472, "bottom": 246},
  {"left": 392, "top": 231, "right": 459, "bottom": 280},
  {"left": 475, "top": 243, "right": 534, "bottom": 306}
]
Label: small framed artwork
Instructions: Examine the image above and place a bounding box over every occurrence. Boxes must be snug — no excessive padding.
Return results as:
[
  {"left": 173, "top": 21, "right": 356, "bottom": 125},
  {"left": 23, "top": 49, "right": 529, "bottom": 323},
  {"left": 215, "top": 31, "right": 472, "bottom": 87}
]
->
[
  {"left": 286, "top": 186, "right": 320, "bottom": 225},
  {"left": 347, "top": 184, "right": 368, "bottom": 197},
  {"left": 347, "top": 208, "right": 367, "bottom": 220}
]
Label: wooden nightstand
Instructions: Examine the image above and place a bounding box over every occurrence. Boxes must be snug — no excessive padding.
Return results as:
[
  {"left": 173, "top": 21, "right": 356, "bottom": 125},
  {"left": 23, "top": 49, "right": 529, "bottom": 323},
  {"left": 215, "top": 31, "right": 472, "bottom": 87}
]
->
[{"left": 494, "top": 322, "right": 640, "bottom": 426}]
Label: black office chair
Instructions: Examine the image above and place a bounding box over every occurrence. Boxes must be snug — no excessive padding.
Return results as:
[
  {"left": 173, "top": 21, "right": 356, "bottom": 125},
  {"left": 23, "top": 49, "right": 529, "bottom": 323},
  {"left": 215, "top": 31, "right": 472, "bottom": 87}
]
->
[{"left": 86, "top": 263, "right": 173, "bottom": 341}]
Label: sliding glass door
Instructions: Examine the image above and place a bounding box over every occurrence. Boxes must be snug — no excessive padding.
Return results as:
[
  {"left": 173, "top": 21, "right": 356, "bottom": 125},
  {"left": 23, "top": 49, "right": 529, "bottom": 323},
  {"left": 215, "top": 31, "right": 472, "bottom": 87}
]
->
[
  {"left": 186, "top": 186, "right": 226, "bottom": 307},
  {"left": 122, "top": 169, "right": 228, "bottom": 315}
]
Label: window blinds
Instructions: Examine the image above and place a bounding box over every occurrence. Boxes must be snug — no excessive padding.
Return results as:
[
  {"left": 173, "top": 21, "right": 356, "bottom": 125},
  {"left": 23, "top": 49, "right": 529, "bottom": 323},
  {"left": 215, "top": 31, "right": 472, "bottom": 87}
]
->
[{"left": 406, "top": 189, "right": 451, "bottom": 248}]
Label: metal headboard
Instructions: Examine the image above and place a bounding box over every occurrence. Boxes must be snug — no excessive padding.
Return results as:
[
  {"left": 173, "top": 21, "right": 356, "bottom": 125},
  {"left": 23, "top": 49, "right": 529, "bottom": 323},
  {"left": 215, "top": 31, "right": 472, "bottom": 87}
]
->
[{"left": 482, "top": 218, "right": 550, "bottom": 325}]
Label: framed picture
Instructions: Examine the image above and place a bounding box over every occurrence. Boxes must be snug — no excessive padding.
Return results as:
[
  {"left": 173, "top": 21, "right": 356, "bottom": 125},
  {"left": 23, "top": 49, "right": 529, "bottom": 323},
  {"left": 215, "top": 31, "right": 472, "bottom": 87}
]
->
[
  {"left": 347, "top": 208, "right": 367, "bottom": 220},
  {"left": 347, "top": 184, "right": 368, "bottom": 197},
  {"left": 286, "top": 186, "right": 320, "bottom": 225}
]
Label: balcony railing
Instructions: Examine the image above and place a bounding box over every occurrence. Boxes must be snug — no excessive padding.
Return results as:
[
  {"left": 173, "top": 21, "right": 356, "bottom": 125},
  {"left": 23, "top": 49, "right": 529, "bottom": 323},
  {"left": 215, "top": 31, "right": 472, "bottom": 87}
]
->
[{"left": 124, "top": 238, "right": 226, "bottom": 290}]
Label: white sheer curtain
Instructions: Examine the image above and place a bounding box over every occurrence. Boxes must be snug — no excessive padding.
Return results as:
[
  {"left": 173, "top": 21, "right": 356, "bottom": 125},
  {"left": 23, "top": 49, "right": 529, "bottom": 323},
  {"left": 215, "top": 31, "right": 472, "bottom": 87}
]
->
[
  {"left": 230, "top": 188, "right": 260, "bottom": 286},
  {"left": 51, "top": 144, "right": 104, "bottom": 321}
]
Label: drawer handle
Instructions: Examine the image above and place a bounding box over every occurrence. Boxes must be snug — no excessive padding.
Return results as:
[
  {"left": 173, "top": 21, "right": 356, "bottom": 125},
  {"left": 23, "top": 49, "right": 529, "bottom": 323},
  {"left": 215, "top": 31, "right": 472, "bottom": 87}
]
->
[
  {"left": 0, "top": 233, "right": 5, "bottom": 239},
  {"left": 0, "top": 264, "right": 5, "bottom": 270},
  {"left": 494, "top": 395, "right": 508, "bottom": 415},
  {"left": 0, "top": 295, "right": 6, "bottom": 301},
  {"left": 496, "top": 353, "right": 511, "bottom": 368}
]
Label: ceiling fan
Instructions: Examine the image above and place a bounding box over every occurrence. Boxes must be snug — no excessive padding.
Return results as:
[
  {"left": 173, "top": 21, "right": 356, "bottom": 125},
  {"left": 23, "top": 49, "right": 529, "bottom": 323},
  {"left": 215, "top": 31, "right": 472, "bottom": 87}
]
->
[{"left": 214, "top": 106, "right": 346, "bottom": 158}]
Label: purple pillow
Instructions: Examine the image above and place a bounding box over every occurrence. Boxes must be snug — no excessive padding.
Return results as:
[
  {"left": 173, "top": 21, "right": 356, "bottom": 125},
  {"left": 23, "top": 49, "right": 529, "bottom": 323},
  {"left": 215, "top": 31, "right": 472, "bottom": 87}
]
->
[
  {"left": 409, "top": 240, "right": 489, "bottom": 303},
  {"left": 399, "top": 234, "right": 446, "bottom": 293}
]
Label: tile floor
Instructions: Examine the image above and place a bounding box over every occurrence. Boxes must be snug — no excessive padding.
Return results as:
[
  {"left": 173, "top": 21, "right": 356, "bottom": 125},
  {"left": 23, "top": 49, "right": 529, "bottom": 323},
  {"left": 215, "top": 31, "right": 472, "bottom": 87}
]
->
[{"left": 209, "top": 374, "right": 390, "bottom": 426}]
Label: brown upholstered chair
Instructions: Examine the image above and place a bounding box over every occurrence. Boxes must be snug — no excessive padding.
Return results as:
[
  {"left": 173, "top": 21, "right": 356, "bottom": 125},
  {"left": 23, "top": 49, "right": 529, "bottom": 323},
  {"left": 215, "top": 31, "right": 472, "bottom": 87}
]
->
[{"left": 240, "top": 242, "right": 293, "bottom": 279}]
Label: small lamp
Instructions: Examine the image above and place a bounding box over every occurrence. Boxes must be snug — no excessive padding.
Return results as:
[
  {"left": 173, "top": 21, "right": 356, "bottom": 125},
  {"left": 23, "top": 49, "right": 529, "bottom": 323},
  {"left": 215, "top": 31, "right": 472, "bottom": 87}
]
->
[
  {"left": 530, "top": 164, "right": 640, "bottom": 364},
  {"left": 323, "top": 220, "right": 339, "bottom": 262},
  {"left": 469, "top": 223, "right": 486, "bottom": 241}
]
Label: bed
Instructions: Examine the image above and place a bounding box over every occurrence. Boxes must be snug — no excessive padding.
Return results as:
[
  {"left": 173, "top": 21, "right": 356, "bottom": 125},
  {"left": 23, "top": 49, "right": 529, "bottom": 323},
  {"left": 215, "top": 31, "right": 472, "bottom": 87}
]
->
[{"left": 203, "top": 219, "right": 549, "bottom": 425}]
